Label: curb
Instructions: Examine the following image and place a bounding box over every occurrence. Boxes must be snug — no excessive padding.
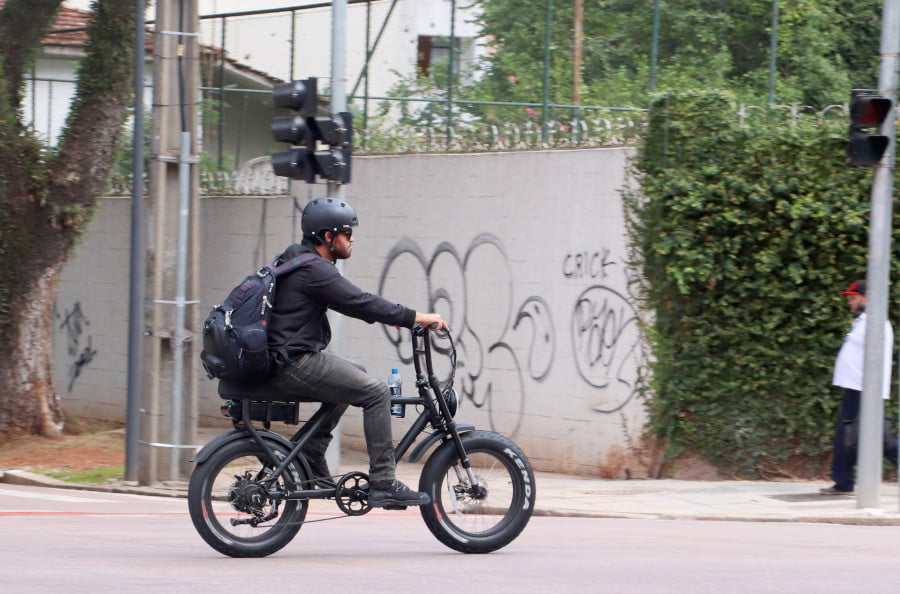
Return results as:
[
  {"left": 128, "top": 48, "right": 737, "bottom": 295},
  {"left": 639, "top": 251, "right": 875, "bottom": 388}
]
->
[
  {"left": 6, "top": 468, "right": 900, "bottom": 525},
  {"left": 0, "top": 469, "right": 186, "bottom": 498}
]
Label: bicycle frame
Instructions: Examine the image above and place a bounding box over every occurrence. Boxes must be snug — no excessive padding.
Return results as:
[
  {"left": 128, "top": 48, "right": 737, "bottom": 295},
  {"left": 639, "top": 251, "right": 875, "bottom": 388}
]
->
[
  {"left": 220, "top": 325, "right": 477, "bottom": 502},
  {"left": 189, "top": 324, "right": 535, "bottom": 556}
]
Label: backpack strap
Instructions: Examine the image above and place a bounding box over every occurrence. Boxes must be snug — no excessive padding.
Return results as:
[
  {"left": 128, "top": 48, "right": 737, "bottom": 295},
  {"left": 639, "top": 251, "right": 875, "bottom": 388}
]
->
[{"left": 269, "top": 252, "right": 318, "bottom": 277}]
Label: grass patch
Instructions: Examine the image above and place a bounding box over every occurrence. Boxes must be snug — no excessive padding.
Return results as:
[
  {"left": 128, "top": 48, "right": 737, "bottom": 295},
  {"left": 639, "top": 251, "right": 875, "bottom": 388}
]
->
[{"left": 44, "top": 465, "right": 125, "bottom": 484}]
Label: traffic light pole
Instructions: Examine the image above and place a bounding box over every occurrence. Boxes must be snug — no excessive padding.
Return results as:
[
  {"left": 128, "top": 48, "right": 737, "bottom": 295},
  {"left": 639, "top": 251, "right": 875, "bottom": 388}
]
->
[
  {"left": 857, "top": 0, "right": 899, "bottom": 510},
  {"left": 325, "top": 0, "right": 348, "bottom": 474}
]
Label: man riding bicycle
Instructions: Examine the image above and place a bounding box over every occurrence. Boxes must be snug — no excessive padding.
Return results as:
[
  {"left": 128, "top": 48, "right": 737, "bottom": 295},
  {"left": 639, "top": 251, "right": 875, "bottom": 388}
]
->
[{"left": 267, "top": 197, "right": 448, "bottom": 508}]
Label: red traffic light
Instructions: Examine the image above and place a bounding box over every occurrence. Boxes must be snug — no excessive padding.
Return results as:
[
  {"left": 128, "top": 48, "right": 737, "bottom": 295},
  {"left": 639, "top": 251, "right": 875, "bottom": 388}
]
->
[
  {"left": 850, "top": 94, "right": 892, "bottom": 127},
  {"left": 847, "top": 91, "right": 893, "bottom": 167}
]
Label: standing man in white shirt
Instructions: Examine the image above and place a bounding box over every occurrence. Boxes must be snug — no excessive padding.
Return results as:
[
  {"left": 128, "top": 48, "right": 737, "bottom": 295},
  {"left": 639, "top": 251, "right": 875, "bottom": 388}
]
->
[{"left": 821, "top": 280, "right": 899, "bottom": 495}]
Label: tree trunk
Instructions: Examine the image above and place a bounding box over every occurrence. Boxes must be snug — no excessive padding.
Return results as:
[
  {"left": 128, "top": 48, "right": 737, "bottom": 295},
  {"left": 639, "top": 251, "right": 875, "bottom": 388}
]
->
[
  {"left": 0, "top": 265, "right": 64, "bottom": 438},
  {"left": 0, "top": 0, "right": 135, "bottom": 439}
]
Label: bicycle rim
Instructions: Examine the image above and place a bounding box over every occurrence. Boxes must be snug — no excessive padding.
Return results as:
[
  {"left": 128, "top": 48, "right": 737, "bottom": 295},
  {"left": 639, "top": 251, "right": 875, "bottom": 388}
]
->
[
  {"left": 188, "top": 439, "right": 307, "bottom": 557},
  {"left": 420, "top": 432, "right": 534, "bottom": 553}
]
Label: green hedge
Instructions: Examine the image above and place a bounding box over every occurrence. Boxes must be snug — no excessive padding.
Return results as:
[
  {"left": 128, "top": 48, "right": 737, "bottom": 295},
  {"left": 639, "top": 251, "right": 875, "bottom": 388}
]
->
[{"left": 624, "top": 89, "right": 900, "bottom": 478}]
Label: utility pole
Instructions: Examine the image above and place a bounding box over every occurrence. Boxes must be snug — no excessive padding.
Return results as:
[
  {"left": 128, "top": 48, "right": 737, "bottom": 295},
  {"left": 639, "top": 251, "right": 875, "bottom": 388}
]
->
[
  {"left": 126, "top": 0, "right": 147, "bottom": 484},
  {"left": 856, "top": 0, "right": 898, "bottom": 509},
  {"left": 324, "top": 0, "right": 348, "bottom": 473},
  {"left": 141, "top": 0, "right": 201, "bottom": 484}
]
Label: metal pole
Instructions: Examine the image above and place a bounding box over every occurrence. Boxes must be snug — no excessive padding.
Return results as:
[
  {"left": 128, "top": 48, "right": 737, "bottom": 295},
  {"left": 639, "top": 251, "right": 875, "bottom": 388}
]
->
[
  {"left": 217, "top": 17, "right": 226, "bottom": 170},
  {"left": 290, "top": 9, "right": 297, "bottom": 80},
  {"left": 325, "top": 0, "right": 348, "bottom": 474},
  {"left": 350, "top": 0, "right": 400, "bottom": 98},
  {"left": 541, "top": 0, "right": 553, "bottom": 143},
  {"left": 768, "top": 0, "right": 779, "bottom": 104},
  {"left": 446, "top": 0, "right": 456, "bottom": 148},
  {"left": 363, "top": 1, "right": 371, "bottom": 146},
  {"left": 126, "top": 0, "right": 146, "bottom": 483},
  {"left": 573, "top": 0, "right": 583, "bottom": 105},
  {"left": 170, "top": 130, "right": 192, "bottom": 477},
  {"left": 649, "top": 0, "right": 660, "bottom": 93},
  {"left": 857, "top": 0, "right": 899, "bottom": 509}
]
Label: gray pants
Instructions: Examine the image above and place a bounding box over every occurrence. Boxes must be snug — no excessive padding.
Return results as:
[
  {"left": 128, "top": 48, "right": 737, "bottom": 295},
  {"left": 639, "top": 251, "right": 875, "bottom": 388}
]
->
[{"left": 270, "top": 350, "right": 396, "bottom": 484}]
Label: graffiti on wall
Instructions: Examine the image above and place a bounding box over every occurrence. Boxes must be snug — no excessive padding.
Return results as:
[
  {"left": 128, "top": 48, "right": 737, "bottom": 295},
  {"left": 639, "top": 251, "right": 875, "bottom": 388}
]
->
[
  {"left": 564, "top": 249, "right": 646, "bottom": 413},
  {"left": 571, "top": 286, "right": 644, "bottom": 412},
  {"left": 378, "top": 235, "right": 646, "bottom": 436},
  {"left": 378, "top": 235, "right": 554, "bottom": 437},
  {"left": 56, "top": 301, "right": 97, "bottom": 392}
]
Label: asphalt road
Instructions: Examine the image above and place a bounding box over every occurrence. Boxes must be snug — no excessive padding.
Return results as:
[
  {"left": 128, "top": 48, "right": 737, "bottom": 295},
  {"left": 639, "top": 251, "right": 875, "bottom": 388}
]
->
[{"left": 2, "top": 484, "right": 900, "bottom": 593}]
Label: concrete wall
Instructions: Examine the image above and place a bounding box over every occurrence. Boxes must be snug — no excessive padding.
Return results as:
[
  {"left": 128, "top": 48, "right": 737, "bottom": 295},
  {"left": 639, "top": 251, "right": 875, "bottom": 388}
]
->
[
  {"left": 195, "top": 0, "right": 484, "bottom": 95},
  {"left": 52, "top": 147, "right": 651, "bottom": 477}
]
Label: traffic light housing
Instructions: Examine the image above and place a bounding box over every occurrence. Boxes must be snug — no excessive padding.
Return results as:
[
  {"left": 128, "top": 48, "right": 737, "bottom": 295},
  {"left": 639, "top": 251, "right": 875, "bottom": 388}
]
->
[
  {"left": 270, "top": 77, "right": 352, "bottom": 184},
  {"left": 847, "top": 90, "right": 892, "bottom": 167},
  {"left": 311, "top": 112, "right": 352, "bottom": 183}
]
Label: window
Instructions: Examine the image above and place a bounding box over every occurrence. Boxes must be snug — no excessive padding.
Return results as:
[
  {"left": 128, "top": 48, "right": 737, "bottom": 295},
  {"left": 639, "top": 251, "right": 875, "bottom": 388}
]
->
[{"left": 417, "top": 35, "right": 462, "bottom": 79}]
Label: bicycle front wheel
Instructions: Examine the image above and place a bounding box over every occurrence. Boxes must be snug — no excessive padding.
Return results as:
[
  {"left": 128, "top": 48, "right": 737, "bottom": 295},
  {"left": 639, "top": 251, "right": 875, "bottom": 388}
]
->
[
  {"left": 419, "top": 430, "right": 535, "bottom": 553},
  {"left": 188, "top": 438, "right": 308, "bottom": 558}
]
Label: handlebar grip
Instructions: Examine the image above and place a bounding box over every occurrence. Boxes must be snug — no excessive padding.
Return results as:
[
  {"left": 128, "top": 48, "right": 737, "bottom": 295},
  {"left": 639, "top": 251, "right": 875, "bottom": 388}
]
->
[{"left": 411, "top": 322, "right": 443, "bottom": 334}]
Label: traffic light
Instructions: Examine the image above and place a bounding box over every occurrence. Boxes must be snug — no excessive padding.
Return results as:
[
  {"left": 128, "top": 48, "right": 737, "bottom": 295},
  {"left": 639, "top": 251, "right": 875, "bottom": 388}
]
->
[
  {"left": 847, "top": 90, "right": 892, "bottom": 167},
  {"left": 271, "top": 77, "right": 318, "bottom": 183},
  {"left": 311, "top": 111, "right": 352, "bottom": 183},
  {"left": 270, "top": 77, "right": 352, "bottom": 184}
]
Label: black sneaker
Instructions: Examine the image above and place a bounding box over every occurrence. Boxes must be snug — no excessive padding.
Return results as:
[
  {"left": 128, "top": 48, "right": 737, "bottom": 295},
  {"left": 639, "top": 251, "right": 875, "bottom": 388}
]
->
[
  {"left": 819, "top": 486, "right": 854, "bottom": 496},
  {"left": 369, "top": 480, "right": 430, "bottom": 507}
]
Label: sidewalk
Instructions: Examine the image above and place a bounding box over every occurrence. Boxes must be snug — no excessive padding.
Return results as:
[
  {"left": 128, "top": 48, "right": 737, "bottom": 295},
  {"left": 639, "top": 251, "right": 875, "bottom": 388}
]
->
[{"left": 4, "top": 430, "right": 900, "bottom": 526}]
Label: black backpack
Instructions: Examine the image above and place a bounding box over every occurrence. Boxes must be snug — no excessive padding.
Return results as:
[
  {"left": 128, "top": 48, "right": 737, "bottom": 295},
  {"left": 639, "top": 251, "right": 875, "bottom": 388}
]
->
[{"left": 200, "top": 252, "right": 317, "bottom": 381}]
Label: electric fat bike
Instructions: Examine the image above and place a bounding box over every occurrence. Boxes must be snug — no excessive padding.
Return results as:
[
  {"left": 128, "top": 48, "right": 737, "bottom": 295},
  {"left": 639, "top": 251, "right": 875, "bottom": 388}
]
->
[{"left": 187, "top": 324, "right": 536, "bottom": 558}]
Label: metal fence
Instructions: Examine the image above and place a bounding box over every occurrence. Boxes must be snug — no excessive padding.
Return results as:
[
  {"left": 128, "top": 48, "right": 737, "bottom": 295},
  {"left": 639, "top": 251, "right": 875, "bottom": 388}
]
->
[{"left": 30, "top": 0, "right": 821, "bottom": 195}]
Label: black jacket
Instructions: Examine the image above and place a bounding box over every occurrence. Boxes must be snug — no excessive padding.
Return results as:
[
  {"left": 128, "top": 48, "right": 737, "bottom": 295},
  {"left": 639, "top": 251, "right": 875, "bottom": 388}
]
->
[{"left": 267, "top": 243, "right": 416, "bottom": 370}]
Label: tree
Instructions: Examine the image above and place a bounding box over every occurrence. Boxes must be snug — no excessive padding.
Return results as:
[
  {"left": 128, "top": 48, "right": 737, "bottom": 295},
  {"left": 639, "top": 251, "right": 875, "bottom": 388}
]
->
[
  {"left": 623, "top": 89, "right": 900, "bottom": 477},
  {"left": 470, "top": 0, "right": 881, "bottom": 109},
  {"left": 0, "top": 0, "right": 134, "bottom": 438}
]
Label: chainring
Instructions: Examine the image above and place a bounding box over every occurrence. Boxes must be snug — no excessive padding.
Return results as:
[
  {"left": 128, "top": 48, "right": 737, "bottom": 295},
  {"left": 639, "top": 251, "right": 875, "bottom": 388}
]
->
[{"left": 335, "top": 471, "right": 372, "bottom": 516}]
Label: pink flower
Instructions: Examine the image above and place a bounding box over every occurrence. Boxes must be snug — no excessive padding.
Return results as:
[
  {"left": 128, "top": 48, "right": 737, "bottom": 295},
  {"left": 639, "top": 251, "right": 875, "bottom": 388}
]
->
[
  {"left": 508, "top": 75, "right": 517, "bottom": 84},
  {"left": 524, "top": 107, "right": 536, "bottom": 118},
  {"left": 560, "top": 124, "right": 570, "bottom": 132}
]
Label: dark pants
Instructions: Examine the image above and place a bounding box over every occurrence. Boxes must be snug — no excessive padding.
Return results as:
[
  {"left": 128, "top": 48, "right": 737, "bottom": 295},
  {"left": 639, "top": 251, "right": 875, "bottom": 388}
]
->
[
  {"left": 271, "top": 350, "right": 396, "bottom": 485},
  {"left": 831, "top": 388, "right": 899, "bottom": 491}
]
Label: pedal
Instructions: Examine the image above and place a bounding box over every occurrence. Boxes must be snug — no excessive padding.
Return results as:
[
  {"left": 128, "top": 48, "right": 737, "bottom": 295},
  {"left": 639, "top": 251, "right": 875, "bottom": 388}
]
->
[{"left": 382, "top": 504, "right": 408, "bottom": 510}]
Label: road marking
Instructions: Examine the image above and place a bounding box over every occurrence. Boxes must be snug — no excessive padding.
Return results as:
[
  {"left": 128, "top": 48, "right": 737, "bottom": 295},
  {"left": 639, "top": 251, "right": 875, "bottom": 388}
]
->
[
  {"left": 0, "top": 509, "right": 54, "bottom": 513},
  {"left": 0, "top": 487, "right": 117, "bottom": 503},
  {"left": 0, "top": 511, "right": 188, "bottom": 517}
]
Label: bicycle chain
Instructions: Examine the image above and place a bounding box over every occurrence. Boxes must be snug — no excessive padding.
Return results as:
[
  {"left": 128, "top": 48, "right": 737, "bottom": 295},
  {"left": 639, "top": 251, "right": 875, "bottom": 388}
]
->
[
  {"left": 258, "top": 472, "right": 372, "bottom": 527},
  {"left": 281, "top": 513, "right": 355, "bottom": 527}
]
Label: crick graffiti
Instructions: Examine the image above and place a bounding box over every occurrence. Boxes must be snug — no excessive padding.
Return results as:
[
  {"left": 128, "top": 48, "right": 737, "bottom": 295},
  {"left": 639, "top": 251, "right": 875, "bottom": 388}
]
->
[
  {"left": 378, "top": 235, "right": 646, "bottom": 437},
  {"left": 564, "top": 249, "right": 647, "bottom": 413},
  {"left": 56, "top": 301, "right": 98, "bottom": 392}
]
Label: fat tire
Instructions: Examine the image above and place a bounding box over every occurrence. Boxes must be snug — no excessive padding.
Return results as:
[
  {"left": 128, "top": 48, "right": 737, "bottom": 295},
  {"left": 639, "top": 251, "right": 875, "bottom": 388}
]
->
[
  {"left": 187, "top": 437, "right": 307, "bottom": 557},
  {"left": 419, "top": 430, "right": 535, "bottom": 553}
]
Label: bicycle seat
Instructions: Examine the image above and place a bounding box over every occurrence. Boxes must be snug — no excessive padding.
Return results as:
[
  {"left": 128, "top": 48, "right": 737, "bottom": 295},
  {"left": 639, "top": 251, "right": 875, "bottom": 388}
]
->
[{"left": 217, "top": 379, "right": 316, "bottom": 402}]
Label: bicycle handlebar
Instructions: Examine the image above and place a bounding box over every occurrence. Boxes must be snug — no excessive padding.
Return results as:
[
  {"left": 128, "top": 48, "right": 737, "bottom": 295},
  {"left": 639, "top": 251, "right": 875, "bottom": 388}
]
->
[{"left": 409, "top": 324, "right": 456, "bottom": 398}]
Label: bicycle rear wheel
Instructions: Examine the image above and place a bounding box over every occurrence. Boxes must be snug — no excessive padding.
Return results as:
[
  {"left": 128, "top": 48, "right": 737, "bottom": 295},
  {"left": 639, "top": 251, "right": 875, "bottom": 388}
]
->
[
  {"left": 419, "top": 430, "right": 535, "bottom": 553},
  {"left": 188, "top": 438, "right": 308, "bottom": 557}
]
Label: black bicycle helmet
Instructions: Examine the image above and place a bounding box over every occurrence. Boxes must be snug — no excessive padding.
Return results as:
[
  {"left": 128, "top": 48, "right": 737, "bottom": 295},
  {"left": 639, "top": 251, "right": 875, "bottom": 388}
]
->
[{"left": 301, "top": 197, "right": 359, "bottom": 244}]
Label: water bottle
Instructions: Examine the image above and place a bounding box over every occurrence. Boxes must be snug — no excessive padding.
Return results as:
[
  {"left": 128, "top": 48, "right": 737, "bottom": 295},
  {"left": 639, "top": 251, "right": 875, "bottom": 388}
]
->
[{"left": 388, "top": 368, "right": 405, "bottom": 418}]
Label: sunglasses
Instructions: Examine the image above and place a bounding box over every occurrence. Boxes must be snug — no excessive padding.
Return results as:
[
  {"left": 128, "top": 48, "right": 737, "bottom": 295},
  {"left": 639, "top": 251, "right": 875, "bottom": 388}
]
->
[{"left": 338, "top": 228, "right": 353, "bottom": 239}]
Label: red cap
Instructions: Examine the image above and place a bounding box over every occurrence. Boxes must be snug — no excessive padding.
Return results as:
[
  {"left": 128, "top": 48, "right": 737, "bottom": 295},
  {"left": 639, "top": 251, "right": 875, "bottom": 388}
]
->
[{"left": 840, "top": 280, "right": 866, "bottom": 296}]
